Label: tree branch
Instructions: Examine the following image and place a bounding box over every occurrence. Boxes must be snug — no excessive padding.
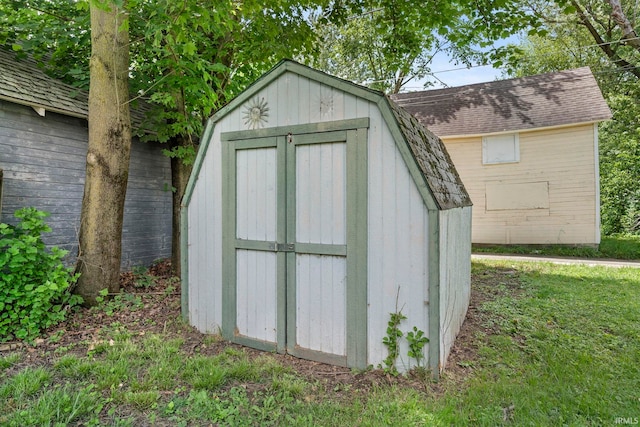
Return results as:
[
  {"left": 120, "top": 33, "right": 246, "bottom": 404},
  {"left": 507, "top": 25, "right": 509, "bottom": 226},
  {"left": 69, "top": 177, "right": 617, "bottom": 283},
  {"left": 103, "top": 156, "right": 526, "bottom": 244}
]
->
[
  {"left": 570, "top": 0, "right": 640, "bottom": 78},
  {"left": 606, "top": 0, "right": 640, "bottom": 50}
]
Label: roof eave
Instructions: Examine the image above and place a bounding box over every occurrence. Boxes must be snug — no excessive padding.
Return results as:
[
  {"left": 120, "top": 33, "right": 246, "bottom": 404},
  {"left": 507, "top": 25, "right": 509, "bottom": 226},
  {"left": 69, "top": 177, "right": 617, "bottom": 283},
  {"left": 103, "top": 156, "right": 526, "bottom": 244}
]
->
[
  {"left": 0, "top": 95, "right": 87, "bottom": 120},
  {"left": 436, "top": 119, "right": 611, "bottom": 139}
]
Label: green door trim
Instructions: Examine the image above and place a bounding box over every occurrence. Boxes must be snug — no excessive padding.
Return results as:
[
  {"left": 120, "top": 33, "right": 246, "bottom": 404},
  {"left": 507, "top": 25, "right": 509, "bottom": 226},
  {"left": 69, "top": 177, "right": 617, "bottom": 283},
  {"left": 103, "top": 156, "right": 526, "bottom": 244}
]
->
[
  {"left": 221, "top": 119, "right": 368, "bottom": 369},
  {"left": 221, "top": 135, "right": 283, "bottom": 352},
  {"left": 221, "top": 118, "right": 369, "bottom": 141}
]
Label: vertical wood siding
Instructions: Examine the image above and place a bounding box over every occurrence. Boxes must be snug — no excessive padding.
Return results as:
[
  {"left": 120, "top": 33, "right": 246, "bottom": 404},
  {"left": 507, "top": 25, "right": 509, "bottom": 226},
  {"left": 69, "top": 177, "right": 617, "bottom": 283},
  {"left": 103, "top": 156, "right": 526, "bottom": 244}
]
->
[
  {"left": 443, "top": 124, "right": 598, "bottom": 245},
  {"left": 236, "top": 148, "right": 277, "bottom": 241},
  {"left": 0, "top": 100, "right": 171, "bottom": 267},
  {"left": 366, "top": 106, "right": 430, "bottom": 370},
  {"left": 295, "top": 139, "right": 348, "bottom": 356},
  {"left": 296, "top": 254, "right": 346, "bottom": 355},
  {"left": 438, "top": 206, "right": 472, "bottom": 368},
  {"left": 188, "top": 124, "right": 223, "bottom": 332},
  {"left": 296, "top": 142, "right": 346, "bottom": 244},
  {"left": 236, "top": 249, "right": 278, "bottom": 342},
  {"left": 234, "top": 147, "right": 278, "bottom": 342},
  {"left": 187, "top": 72, "right": 435, "bottom": 370}
]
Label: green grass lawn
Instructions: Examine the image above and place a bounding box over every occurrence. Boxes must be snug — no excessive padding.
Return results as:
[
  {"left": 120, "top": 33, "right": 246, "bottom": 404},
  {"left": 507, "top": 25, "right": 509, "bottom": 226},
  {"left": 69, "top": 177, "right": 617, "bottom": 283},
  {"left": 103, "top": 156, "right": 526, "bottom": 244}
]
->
[
  {"left": 1, "top": 260, "right": 639, "bottom": 426},
  {"left": 474, "top": 234, "right": 640, "bottom": 260}
]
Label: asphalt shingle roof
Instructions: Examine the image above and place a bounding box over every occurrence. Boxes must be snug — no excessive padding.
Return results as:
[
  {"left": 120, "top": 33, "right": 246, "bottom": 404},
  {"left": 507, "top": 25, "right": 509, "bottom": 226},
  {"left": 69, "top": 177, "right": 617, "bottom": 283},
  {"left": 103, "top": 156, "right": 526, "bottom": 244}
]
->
[
  {"left": 0, "top": 48, "right": 148, "bottom": 126},
  {"left": 391, "top": 67, "right": 612, "bottom": 137},
  {"left": 386, "top": 98, "right": 472, "bottom": 209},
  {"left": 0, "top": 48, "right": 88, "bottom": 118}
]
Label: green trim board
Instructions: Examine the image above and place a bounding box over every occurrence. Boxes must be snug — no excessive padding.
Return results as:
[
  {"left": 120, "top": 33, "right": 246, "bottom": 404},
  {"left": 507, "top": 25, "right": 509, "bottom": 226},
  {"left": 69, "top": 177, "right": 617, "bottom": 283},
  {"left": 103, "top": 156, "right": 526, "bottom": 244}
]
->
[
  {"left": 428, "top": 211, "right": 441, "bottom": 378},
  {"left": 345, "top": 127, "right": 368, "bottom": 368},
  {"left": 220, "top": 136, "right": 237, "bottom": 342},
  {"left": 221, "top": 119, "right": 368, "bottom": 141},
  {"left": 288, "top": 346, "right": 348, "bottom": 368},
  {"left": 232, "top": 335, "right": 277, "bottom": 353},
  {"left": 276, "top": 135, "right": 288, "bottom": 353},
  {"left": 182, "top": 118, "right": 215, "bottom": 208},
  {"left": 180, "top": 204, "right": 189, "bottom": 320}
]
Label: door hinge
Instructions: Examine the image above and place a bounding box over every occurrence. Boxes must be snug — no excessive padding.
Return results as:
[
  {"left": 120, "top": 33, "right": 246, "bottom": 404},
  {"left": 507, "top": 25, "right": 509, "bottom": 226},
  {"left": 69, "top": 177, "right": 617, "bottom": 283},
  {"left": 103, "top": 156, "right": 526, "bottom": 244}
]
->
[{"left": 275, "top": 243, "right": 295, "bottom": 252}]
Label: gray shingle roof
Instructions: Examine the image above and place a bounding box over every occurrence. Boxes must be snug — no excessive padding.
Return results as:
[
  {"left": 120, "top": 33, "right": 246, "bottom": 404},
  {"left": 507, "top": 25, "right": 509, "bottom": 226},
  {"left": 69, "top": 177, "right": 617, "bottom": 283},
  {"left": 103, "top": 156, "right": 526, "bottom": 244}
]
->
[
  {"left": 386, "top": 98, "right": 472, "bottom": 209},
  {"left": 391, "top": 67, "right": 612, "bottom": 137},
  {"left": 0, "top": 48, "right": 148, "bottom": 126},
  {"left": 0, "top": 48, "right": 88, "bottom": 118}
]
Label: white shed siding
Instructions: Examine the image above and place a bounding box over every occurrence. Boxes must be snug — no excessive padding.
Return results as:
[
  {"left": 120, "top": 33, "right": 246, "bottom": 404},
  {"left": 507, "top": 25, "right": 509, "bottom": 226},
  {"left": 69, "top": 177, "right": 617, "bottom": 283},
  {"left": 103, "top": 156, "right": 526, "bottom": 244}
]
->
[
  {"left": 366, "top": 105, "right": 430, "bottom": 370},
  {"left": 295, "top": 136, "right": 348, "bottom": 356},
  {"left": 236, "top": 249, "right": 278, "bottom": 342},
  {"left": 443, "top": 124, "right": 598, "bottom": 245},
  {"left": 236, "top": 147, "right": 277, "bottom": 241},
  {"left": 187, "top": 122, "right": 225, "bottom": 332},
  {"left": 296, "top": 254, "right": 347, "bottom": 355},
  {"left": 438, "top": 206, "right": 472, "bottom": 368},
  {"left": 296, "top": 142, "right": 346, "bottom": 244}
]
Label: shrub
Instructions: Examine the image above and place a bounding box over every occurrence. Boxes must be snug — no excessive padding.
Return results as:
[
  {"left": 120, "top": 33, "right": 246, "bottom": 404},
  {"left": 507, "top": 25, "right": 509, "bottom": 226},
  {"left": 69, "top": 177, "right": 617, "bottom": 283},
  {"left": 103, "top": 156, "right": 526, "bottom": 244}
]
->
[{"left": 0, "top": 208, "right": 82, "bottom": 342}]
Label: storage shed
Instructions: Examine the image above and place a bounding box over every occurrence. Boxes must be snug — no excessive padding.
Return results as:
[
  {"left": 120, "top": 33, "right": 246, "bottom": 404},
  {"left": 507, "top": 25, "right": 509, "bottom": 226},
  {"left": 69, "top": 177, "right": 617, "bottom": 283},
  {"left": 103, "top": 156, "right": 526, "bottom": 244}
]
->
[{"left": 182, "top": 61, "right": 472, "bottom": 373}]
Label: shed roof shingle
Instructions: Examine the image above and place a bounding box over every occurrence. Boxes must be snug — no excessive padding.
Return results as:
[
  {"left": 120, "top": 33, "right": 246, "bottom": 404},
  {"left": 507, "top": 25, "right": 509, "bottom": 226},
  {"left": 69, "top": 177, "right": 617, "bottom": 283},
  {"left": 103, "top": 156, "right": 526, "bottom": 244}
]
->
[
  {"left": 391, "top": 67, "right": 612, "bottom": 137},
  {"left": 386, "top": 98, "right": 472, "bottom": 209}
]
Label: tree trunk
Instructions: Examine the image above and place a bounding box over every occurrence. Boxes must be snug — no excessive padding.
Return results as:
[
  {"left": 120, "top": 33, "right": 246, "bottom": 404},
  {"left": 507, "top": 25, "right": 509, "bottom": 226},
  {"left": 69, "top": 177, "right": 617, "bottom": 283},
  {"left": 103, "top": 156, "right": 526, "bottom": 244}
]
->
[
  {"left": 75, "top": 1, "right": 131, "bottom": 306},
  {"left": 170, "top": 135, "right": 193, "bottom": 277}
]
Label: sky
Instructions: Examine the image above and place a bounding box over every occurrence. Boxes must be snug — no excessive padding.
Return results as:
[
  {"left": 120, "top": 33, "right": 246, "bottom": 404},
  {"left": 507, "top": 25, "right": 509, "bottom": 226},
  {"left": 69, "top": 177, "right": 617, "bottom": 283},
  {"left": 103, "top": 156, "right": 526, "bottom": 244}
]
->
[
  {"left": 401, "top": 36, "right": 520, "bottom": 92},
  {"left": 404, "top": 62, "right": 503, "bottom": 91}
]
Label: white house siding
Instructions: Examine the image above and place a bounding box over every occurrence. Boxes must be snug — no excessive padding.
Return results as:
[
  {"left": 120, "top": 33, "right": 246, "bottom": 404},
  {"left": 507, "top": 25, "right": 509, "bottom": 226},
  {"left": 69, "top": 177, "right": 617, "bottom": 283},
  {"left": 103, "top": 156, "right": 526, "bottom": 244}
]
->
[
  {"left": 0, "top": 100, "right": 172, "bottom": 267},
  {"left": 443, "top": 124, "right": 598, "bottom": 245},
  {"left": 438, "top": 206, "right": 472, "bottom": 369},
  {"left": 187, "top": 72, "right": 432, "bottom": 370}
]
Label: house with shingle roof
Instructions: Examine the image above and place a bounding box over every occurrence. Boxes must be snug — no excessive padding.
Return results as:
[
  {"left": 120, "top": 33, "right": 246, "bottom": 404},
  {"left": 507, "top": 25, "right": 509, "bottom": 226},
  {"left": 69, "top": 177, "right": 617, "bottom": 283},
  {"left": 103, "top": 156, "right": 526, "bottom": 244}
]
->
[
  {"left": 0, "top": 48, "right": 171, "bottom": 267},
  {"left": 393, "top": 67, "right": 612, "bottom": 246}
]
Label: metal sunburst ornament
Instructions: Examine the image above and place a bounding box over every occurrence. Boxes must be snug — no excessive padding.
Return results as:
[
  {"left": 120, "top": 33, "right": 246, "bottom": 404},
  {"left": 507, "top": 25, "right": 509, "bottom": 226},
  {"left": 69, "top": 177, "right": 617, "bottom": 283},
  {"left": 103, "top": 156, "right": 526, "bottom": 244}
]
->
[{"left": 242, "top": 97, "right": 270, "bottom": 129}]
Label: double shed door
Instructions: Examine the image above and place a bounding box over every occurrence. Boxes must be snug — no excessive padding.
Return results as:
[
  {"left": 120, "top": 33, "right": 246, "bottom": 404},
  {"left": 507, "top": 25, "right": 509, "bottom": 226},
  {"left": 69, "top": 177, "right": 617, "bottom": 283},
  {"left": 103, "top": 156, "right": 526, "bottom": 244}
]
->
[{"left": 221, "top": 119, "right": 368, "bottom": 368}]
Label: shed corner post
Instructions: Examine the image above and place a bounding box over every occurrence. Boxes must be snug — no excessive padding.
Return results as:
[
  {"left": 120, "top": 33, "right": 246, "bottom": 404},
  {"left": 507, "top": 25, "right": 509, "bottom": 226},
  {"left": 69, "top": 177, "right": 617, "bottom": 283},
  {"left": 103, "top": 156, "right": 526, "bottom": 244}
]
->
[
  {"left": 180, "top": 203, "right": 189, "bottom": 321},
  {"left": 428, "top": 208, "right": 441, "bottom": 380},
  {"left": 346, "top": 126, "right": 369, "bottom": 370}
]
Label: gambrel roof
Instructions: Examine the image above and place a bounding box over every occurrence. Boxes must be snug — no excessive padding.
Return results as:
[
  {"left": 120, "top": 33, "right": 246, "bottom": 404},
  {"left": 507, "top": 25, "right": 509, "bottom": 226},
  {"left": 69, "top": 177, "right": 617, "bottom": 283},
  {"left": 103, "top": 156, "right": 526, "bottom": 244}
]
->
[
  {"left": 198, "top": 59, "right": 471, "bottom": 210},
  {"left": 392, "top": 67, "right": 612, "bottom": 137},
  {"left": 388, "top": 100, "right": 471, "bottom": 209}
]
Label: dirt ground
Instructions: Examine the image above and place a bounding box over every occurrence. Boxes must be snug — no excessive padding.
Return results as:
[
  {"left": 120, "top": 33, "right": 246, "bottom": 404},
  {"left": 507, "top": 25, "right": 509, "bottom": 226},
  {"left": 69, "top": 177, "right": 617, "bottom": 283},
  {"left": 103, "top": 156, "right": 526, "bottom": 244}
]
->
[{"left": 1, "top": 261, "right": 524, "bottom": 396}]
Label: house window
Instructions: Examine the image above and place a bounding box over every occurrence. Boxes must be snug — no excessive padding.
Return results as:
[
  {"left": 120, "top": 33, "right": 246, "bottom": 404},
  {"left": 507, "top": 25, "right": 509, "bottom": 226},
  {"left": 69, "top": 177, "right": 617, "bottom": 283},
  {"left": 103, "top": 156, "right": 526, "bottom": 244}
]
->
[{"left": 482, "top": 133, "right": 519, "bottom": 164}]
